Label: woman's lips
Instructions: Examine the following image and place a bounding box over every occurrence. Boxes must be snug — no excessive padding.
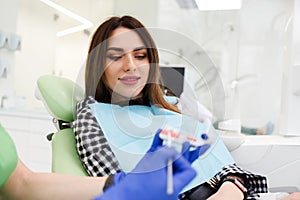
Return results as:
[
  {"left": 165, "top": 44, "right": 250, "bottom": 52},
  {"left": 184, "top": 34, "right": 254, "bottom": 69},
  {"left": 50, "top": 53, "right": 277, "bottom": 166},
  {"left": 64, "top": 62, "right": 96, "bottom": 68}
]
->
[{"left": 118, "top": 76, "right": 141, "bottom": 85}]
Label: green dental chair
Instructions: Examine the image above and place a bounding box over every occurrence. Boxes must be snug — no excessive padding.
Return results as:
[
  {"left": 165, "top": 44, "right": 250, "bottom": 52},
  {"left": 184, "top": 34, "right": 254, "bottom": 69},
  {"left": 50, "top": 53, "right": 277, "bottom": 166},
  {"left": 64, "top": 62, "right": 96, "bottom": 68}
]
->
[{"left": 36, "top": 75, "right": 88, "bottom": 176}]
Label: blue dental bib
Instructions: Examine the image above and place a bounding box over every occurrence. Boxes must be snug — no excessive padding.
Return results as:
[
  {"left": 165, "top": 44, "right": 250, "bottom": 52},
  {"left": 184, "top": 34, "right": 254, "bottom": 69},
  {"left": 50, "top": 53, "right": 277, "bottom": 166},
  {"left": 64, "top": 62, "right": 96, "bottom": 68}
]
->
[{"left": 90, "top": 99, "right": 234, "bottom": 192}]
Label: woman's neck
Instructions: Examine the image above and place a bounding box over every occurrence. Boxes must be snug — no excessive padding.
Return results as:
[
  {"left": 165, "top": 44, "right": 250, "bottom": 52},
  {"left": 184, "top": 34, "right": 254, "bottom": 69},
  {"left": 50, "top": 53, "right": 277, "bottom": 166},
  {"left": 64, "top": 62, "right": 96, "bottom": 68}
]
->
[
  {"left": 110, "top": 93, "right": 143, "bottom": 105},
  {"left": 111, "top": 93, "right": 150, "bottom": 107}
]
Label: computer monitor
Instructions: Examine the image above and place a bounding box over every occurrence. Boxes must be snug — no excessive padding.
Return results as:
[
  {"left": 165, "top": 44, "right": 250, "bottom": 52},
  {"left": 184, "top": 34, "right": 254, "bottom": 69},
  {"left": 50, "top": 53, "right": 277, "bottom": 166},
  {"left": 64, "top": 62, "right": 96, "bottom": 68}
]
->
[{"left": 160, "top": 65, "right": 185, "bottom": 97}]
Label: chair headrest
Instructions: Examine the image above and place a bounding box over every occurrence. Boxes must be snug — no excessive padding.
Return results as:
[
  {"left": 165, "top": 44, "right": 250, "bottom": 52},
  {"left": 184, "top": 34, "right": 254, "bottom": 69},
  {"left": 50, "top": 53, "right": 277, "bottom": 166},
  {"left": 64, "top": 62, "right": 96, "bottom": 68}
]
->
[{"left": 36, "top": 75, "right": 84, "bottom": 122}]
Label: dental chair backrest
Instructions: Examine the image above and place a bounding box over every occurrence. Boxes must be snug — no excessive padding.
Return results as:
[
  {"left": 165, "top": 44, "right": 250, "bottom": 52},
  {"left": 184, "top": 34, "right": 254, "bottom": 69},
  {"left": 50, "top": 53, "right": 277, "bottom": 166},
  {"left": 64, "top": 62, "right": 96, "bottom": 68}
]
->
[{"left": 36, "top": 75, "right": 88, "bottom": 176}]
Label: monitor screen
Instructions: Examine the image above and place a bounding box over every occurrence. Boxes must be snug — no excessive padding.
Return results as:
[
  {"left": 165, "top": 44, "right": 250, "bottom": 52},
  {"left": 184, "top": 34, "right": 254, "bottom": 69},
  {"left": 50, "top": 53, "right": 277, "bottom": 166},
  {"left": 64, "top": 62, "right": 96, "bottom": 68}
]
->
[{"left": 160, "top": 65, "right": 185, "bottom": 97}]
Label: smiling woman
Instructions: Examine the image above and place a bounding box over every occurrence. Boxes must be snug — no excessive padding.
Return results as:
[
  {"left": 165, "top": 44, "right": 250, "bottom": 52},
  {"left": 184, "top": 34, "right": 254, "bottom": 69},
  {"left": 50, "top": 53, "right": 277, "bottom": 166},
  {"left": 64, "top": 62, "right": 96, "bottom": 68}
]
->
[{"left": 73, "top": 15, "right": 270, "bottom": 200}]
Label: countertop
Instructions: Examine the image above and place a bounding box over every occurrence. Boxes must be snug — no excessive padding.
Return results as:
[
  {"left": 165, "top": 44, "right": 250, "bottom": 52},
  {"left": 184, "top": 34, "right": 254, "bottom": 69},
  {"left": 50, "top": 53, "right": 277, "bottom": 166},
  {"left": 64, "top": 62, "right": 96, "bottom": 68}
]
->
[{"left": 0, "top": 107, "right": 52, "bottom": 120}]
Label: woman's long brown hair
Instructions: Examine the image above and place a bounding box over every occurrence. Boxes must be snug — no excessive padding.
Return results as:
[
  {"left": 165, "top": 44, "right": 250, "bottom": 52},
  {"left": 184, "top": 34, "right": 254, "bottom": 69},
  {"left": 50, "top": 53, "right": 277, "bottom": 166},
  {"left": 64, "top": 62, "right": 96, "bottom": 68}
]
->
[{"left": 85, "top": 15, "right": 179, "bottom": 113}]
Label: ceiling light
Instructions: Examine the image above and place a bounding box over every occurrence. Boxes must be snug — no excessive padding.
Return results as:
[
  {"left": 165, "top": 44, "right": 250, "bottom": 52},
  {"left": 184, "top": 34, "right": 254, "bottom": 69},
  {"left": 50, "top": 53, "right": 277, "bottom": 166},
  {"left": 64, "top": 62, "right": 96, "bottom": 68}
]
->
[
  {"left": 39, "top": 0, "right": 93, "bottom": 37},
  {"left": 176, "top": 0, "right": 242, "bottom": 10},
  {"left": 195, "top": 0, "right": 242, "bottom": 10}
]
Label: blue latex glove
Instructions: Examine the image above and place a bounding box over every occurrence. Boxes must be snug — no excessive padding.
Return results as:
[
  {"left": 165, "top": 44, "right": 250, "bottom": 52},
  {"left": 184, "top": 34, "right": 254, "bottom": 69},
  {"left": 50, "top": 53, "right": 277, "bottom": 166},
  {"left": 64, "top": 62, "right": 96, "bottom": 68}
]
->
[
  {"left": 149, "top": 129, "right": 210, "bottom": 163},
  {"left": 181, "top": 141, "right": 210, "bottom": 163},
  {"left": 93, "top": 145, "right": 196, "bottom": 200},
  {"left": 111, "top": 129, "right": 210, "bottom": 187}
]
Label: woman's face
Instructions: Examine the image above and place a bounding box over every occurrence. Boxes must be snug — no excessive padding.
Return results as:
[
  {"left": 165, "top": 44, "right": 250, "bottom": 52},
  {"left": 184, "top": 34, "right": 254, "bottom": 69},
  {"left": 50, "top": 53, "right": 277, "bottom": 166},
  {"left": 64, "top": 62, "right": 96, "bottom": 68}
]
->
[{"left": 104, "top": 27, "right": 150, "bottom": 102}]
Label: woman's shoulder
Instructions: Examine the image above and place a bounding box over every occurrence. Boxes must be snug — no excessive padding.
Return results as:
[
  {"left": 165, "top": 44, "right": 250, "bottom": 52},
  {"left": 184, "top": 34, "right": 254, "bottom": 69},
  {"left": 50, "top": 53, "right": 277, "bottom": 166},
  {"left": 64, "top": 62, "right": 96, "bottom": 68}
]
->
[{"left": 77, "top": 96, "right": 97, "bottom": 111}]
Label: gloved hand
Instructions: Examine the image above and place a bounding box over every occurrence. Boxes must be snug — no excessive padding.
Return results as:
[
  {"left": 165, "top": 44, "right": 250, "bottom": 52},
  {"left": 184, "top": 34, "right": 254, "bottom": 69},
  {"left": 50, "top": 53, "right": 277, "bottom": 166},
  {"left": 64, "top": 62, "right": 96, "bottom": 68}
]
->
[
  {"left": 0, "top": 124, "right": 18, "bottom": 187},
  {"left": 149, "top": 129, "right": 210, "bottom": 164},
  {"left": 109, "top": 129, "right": 210, "bottom": 188},
  {"left": 108, "top": 129, "right": 210, "bottom": 189},
  {"left": 94, "top": 145, "right": 196, "bottom": 200},
  {"left": 181, "top": 141, "right": 210, "bottom": 164},
  {"left": 95, "top": 129, "right": 211, "bottom": 200}
]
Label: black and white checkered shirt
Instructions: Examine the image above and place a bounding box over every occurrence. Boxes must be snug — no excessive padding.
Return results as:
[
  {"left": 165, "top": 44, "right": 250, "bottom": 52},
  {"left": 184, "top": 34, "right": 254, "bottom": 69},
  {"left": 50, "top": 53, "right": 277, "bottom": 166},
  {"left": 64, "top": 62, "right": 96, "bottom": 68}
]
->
[
  {"left": 73, "top": 96, "right": 268, "bottom": 198},
  {"left": 216, "top": 164, "right": 268, "bottom": 199},
  {"left": 73, "top": 96, "right": 121, "bottom": 176}
]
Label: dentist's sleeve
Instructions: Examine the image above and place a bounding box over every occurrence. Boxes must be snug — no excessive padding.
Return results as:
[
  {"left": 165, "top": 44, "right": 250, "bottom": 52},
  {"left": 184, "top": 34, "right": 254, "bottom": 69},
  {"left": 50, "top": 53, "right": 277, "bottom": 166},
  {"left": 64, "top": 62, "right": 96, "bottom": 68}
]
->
[{"left": 0, "top": 124, "right": 18, "bottom": 187}]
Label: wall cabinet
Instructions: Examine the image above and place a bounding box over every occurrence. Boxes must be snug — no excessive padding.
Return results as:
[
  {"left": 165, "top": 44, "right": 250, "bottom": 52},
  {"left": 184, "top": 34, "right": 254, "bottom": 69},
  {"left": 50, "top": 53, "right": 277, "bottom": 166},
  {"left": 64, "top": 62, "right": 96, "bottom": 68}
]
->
[{"left": 0, "top": 109, "right": 56, "bottom": 172}]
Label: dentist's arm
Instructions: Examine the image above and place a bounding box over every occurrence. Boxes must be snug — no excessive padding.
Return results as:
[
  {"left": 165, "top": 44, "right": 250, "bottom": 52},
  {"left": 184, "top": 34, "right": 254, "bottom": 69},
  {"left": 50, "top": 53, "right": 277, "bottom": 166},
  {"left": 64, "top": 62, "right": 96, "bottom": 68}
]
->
[
  {"left": 1, "top": 159, "right": 106, "bottom": 200},
  {"left": 0, "top": 124, "right": 106, "bottom": 200}
]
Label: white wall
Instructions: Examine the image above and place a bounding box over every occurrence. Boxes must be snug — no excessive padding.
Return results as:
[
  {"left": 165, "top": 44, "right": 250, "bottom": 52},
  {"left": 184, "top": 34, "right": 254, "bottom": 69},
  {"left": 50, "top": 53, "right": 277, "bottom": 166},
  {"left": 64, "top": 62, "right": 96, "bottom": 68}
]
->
[
  {"left": 53, "top": 0, "right": 115, "bottom": 84},
  {"left": 0, "top": 0, "right": 19, "bottom": 101},
  {"left": 279, "top": 0, "right": 300, "bottom": 135},
  {"left": 14, "top": 0, "right": 56, "bottom": 109},
  {"left": 155, "top": 0, "right": 298, "bottom": 133},
  {"left": 4, "top": 0, "right": 115, "bottom": 109},
  {"left": 113, "top": 0, "right": 159, "bottom": 27},
  {"left": 238, "top": 0, "right": 293, "bottom": 130}
]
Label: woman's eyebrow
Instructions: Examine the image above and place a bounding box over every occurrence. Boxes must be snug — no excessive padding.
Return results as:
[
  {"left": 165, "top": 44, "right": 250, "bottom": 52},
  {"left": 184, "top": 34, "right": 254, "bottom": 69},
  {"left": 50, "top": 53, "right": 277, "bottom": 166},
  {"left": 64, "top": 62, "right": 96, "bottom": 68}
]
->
[
  {"left": 107, "top": 47, "right": 123, "bottom": 52},
  {"left": 107, "top": 46, "right": 146, "bottom": 52},
  {"left": 133, "top": 46, "right": 147, "bottom": 51}
]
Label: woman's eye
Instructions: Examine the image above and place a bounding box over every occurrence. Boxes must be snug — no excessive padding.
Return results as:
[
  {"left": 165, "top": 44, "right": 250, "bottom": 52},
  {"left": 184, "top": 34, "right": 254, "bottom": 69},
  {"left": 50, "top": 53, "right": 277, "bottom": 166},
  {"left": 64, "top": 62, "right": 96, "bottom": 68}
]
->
[
  {"left": 107, "top": 54, "right": 122, "bottom": 61},
  {"left": 135, "top": 54, "right": 147, "bottom": 60}
]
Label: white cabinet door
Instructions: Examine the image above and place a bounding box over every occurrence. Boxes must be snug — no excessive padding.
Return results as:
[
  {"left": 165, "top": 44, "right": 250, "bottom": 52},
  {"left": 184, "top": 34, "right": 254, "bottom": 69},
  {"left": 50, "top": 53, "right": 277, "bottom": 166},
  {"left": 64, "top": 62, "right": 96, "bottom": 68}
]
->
[{"left": 0, "top": 110, "right": 56, "bottom": 172}]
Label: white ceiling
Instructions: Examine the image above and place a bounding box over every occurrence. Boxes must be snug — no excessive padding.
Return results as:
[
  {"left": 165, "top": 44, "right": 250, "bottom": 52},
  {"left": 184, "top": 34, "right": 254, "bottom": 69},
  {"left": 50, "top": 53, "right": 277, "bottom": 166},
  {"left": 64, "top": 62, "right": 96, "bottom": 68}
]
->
[{"left": 34, "top": 0, "right": 115, "bottom": 34}]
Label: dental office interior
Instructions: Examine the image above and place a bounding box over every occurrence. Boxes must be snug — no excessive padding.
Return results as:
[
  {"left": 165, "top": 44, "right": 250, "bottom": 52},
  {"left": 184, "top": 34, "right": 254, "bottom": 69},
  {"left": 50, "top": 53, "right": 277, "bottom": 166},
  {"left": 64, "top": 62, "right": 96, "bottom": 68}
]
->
[{"left": 0, "top": 0, "right": 300, "bottom": 195}]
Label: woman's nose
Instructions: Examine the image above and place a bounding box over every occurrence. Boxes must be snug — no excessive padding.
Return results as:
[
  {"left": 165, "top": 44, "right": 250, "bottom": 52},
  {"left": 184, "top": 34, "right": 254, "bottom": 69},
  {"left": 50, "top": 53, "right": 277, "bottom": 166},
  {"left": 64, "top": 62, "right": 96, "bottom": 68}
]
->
[{"left": 123, "top": 54, "right": 136, "bottom": 72}]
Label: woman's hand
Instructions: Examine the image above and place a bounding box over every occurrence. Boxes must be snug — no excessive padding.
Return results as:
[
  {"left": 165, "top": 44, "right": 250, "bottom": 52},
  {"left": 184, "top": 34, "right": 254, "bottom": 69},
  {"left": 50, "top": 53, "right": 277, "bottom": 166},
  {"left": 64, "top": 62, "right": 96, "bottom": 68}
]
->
[
  {"left": 281, "top": 192, "right": 300, "bottom": 200},
  {"left": 207, "top": 181, "right": 244, "bottom": 200}
]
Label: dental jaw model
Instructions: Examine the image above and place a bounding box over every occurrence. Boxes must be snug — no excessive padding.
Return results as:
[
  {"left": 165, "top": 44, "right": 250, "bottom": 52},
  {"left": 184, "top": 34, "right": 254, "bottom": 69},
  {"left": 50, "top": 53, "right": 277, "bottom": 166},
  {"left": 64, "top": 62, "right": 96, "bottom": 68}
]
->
[
  {"left": 159, "top": 128, "right": 209, "bottom": 148},
  {"left": 159, "top": 127, "right": 210, "bottom": 194}
]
